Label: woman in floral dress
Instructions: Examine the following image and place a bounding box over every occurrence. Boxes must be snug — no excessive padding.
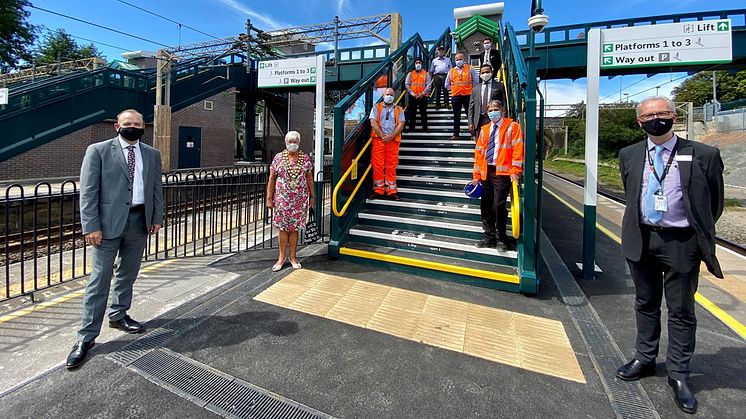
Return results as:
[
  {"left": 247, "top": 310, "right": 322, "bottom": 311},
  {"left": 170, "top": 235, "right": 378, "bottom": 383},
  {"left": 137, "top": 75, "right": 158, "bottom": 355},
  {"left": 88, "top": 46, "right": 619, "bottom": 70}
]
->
[{"left": 266, "top": 131, "right": 315, "bottom": 271}]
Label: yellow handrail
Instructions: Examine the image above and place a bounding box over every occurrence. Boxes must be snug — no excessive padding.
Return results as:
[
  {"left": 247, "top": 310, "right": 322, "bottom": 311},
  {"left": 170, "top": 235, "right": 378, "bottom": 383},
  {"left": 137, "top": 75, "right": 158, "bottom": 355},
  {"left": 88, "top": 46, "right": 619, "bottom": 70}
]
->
[
  {"left": 332, "top": 138, "right": 373, "bottom": 217},
  {"left": 511, "top": 180, "right": 520, "bottom": 238},
  {"left": 332, "top": 93, "right": 406, "bottom": 217}
]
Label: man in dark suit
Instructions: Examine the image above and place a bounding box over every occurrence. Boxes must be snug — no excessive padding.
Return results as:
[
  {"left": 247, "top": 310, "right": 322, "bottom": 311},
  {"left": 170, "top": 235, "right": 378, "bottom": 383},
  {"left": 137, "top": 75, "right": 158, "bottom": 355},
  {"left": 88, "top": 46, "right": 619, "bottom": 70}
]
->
[
  {"left": 616, "top": 96, "right": 724, "bottom": 414},
  {"left": 479, "top": 37, "right": 502, "bottom": 79},
  {"left": 468, "top": 64, "right": 505, "bottom": 138},
  {"left": 66, "top": 109, "right": 164, "bottom": 369}
]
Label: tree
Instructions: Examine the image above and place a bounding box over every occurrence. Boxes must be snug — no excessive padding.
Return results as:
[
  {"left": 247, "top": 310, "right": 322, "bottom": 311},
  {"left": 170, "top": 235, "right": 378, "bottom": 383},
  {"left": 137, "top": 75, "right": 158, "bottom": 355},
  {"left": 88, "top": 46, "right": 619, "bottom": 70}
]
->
[
  {"left": 672, "top": 70, "right": 746, "bottom": 106},
  {"left": 33, "top": 29, "right": 103, "bottom": 64},
  {"left": 563, "top": 103, "right": 643, "bottom": 159},
  {"left": 0, "top": 0, "right": 38, "bottom": 73}
]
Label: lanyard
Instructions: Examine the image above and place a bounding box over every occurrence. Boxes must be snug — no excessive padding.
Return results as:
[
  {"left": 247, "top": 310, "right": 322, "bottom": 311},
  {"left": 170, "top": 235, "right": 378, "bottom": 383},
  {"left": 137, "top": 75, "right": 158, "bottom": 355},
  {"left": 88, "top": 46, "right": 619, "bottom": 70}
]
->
[{"left": 647, "top": 142, "right": 677, "bottom": 188}]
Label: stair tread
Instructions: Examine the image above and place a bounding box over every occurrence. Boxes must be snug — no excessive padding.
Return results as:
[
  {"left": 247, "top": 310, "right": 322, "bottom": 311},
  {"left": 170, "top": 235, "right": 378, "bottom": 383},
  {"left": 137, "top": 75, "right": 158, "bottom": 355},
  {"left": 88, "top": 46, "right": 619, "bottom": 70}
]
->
[
  {"left": 342, "top": 242, "right": 518, "bottom": 275},
  {"left": 397, "top": 164, "right": 472, "bottom": 172},
  {"left": 349, "top": 224, "right": 517, "bottom": 258},
  {"left": 358, "top": 209, "right": 483, "bottom": 231},
  {"left": 366, "top": 197, "right": 480, "bottom": 214}
]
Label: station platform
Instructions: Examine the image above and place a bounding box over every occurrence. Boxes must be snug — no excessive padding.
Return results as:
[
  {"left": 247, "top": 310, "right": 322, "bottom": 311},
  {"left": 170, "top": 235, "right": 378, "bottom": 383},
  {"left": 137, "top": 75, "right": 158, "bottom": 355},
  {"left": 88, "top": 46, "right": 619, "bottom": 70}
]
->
[{"left": 1, "top": 180, "right": 744, "bottom": 418}]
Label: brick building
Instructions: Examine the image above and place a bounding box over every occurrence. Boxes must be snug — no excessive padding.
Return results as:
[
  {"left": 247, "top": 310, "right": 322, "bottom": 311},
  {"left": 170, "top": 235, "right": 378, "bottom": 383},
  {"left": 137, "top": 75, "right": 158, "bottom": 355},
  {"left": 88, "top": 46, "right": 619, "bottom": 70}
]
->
[{"left": 0, "top": 91, "right": 236, "bottom": 181}]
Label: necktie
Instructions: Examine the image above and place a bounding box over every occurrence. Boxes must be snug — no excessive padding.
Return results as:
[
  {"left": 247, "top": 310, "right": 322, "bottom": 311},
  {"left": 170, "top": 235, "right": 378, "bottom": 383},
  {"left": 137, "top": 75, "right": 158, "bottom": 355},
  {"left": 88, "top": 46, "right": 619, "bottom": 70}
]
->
[
  {"left": 486, "top": 122, "right": 498, "bottom": 165},
  {"left": 644, "top": 145, "right": 665, "bottom": 224},
  {"left": 481, "top": 82, "right": 489, "bottom": 114},
  {"left": 127, "top": 146, "right": 135, "bottom": 180}
]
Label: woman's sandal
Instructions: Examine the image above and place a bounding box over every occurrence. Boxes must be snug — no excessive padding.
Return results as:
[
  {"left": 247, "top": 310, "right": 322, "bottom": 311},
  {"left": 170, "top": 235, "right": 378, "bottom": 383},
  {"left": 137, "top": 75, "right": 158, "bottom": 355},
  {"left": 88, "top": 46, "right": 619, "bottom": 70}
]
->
[
  {"left": 271, "top": 262, "right": 284, "bottom": 272},
  {"left": 289, "top": 260, "right": 302, "bottom": 269}
]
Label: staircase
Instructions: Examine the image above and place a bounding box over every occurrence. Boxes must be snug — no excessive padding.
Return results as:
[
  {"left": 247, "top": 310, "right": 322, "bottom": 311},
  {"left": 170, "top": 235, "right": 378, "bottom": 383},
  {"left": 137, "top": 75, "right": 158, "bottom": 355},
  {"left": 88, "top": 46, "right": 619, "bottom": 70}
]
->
[{"left": 338, "top": 106, "right": 521, "bottom": 292}]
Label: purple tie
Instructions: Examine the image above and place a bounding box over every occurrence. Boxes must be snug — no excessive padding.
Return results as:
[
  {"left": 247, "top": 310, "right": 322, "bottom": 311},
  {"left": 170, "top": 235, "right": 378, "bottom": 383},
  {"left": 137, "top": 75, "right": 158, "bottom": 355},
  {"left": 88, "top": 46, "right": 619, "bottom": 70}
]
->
[{"left": 127, "top": 146, "right": 135, "bottom": 180}]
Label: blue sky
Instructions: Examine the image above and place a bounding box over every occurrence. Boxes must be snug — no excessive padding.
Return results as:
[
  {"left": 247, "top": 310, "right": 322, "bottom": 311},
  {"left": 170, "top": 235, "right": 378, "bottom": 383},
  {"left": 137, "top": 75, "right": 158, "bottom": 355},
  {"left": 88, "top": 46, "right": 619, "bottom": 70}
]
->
[{"left": 26, "top": 0, "right": 741, "bottom": 107}]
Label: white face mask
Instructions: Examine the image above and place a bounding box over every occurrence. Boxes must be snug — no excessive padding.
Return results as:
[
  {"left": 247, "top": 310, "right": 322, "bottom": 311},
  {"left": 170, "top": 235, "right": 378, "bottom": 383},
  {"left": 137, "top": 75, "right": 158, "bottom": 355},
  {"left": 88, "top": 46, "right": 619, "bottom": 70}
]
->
[
  {"left": 480, "top": 73, "right": 492, "bottom": 82},
  {"left": 286, "top": 143, "right": 299, "bottom": 152},
  {"left": 383, "top": 95, "right": 394, "bottom": 105},
  {"left": 484, "top": 43, "right": 491, "bottom": 50}
]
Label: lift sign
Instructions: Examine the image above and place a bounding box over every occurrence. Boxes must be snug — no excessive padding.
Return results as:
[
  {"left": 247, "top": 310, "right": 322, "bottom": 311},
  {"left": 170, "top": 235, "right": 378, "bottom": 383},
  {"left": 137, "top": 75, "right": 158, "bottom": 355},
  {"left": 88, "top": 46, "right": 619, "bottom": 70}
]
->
[
  {"left": 600, "top": 19, "right": 732, "bottom": 69},
  {"left": 257, "top": 56, "right": 318, "bottom": 88}
]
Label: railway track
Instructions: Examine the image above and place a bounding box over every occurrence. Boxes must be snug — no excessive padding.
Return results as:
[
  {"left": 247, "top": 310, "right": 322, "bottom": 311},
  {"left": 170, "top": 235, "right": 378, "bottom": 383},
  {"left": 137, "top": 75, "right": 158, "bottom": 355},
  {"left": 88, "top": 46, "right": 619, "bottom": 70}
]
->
[{"left": 543, "top": 170, "right": 746, "bottom": 256}]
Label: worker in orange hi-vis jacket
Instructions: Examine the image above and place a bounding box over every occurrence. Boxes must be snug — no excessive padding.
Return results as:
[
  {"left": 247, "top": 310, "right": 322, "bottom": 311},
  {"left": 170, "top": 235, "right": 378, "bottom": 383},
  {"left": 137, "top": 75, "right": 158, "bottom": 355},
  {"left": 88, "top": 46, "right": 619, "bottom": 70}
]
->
[
  {"left": 369, "top": 87, "right": 406, "bottom": 201},
  {"left": 472, "top": 99, "right": 524, "bottom": 252}
]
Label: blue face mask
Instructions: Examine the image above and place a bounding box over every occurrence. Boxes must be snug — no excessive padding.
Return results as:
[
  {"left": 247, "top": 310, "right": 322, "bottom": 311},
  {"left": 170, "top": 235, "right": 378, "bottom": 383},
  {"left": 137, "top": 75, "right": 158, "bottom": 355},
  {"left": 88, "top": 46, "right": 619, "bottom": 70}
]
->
[
  {"left": 383, "top": 95, "right": 394, "bottom": 105},
  {"left": 415, "top": 63, "right": 422, "bottom": 71},
  {"left": 488, "top": 110, "right": 502, "bottom": 122},
  {"left": 455, "top": 60, "right": 464, "bottom": 67}
]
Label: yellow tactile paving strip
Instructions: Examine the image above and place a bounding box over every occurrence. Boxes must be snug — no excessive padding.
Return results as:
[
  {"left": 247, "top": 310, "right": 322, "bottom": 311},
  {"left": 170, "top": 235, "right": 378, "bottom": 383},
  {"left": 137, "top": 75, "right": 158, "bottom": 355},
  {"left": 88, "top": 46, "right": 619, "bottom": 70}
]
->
[{"left": 255, "top": 271, "right": 586, "bottom": 383}]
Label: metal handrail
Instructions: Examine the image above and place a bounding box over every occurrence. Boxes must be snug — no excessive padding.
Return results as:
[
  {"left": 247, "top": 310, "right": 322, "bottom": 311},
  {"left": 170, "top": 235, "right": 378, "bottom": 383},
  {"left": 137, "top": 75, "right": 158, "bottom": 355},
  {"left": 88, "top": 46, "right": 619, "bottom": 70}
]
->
[{"left": 511, "top": 180, "right": 520, "bottom": 238}]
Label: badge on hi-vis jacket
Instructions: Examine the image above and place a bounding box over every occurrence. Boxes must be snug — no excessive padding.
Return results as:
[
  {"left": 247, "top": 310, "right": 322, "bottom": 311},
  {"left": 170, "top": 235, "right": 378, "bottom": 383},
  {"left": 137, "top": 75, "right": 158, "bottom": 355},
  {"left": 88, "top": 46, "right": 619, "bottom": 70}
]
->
[{"left": 654, "top": 193, "right": 668, "bottom": 212}]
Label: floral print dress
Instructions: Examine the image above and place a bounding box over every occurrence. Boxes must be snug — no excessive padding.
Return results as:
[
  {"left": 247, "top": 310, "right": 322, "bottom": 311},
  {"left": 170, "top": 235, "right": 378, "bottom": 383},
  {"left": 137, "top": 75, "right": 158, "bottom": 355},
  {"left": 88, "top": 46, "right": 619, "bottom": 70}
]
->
[{"left": 271, "top": 151, "right": 313, "bottom": 231}]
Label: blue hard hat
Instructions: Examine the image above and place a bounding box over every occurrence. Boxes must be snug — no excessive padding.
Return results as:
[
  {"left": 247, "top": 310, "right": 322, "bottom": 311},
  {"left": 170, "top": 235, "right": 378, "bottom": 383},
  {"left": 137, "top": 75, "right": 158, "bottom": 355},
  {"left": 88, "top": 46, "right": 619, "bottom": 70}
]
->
[{"left": 464, "top": 181, "right": 482, "bottom": 199}]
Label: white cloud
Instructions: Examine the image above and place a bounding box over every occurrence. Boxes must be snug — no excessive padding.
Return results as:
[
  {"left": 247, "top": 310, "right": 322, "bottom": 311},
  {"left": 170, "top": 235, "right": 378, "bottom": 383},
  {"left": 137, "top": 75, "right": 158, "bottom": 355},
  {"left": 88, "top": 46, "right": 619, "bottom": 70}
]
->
[
  {"left": 216, "top": 0, "right": 287, "bottom": 30},
  {"left": 337, "top": 0, "right": 347, "bottom": 16}
]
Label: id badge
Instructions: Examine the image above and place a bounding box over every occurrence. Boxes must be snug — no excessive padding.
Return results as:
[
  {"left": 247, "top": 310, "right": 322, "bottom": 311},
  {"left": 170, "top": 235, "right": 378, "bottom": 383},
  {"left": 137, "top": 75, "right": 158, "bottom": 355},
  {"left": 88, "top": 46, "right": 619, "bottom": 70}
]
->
[{"left": 654, "top": 194, "right": 668, "bottom": 212}]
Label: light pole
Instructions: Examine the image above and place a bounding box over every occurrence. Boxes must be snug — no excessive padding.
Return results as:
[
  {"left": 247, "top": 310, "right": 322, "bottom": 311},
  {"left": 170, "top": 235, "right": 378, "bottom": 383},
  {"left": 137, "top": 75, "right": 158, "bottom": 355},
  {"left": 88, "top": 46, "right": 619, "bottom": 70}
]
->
[
  {"left": 522, "top": 1, "right": 548, "bottom": 293},
  {"left": 624, "top": 92, "right": 629, "bottom": 102}
]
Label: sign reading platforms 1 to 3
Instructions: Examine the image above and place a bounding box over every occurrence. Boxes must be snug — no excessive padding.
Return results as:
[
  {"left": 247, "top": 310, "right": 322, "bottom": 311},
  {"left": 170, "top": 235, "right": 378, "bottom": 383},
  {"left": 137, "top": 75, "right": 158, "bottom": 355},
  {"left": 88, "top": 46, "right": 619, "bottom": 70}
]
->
[
  {"left": 601, "top": 19, "right": 732, "bottom": 69},
  {"left": 257, "top": 56, "right": 317, "bottom": 88}
]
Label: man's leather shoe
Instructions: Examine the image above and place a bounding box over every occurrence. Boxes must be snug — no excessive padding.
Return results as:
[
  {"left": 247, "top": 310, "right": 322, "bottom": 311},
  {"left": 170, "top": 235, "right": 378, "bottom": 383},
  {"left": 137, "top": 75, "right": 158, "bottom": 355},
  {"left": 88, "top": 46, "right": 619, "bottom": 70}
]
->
[
  {"left": 475, "top": 238, "right": 497, "bottom": 248},
  {"left": 668, "top": 378, "right": 697, "bottom": 414},
  {"left": 109, "top": 315, "right": 145, "bottom": 333},
  {"left": 386, "top": 193, "right": 401, "bottom": 201},
  {"left": 369, "top": 192, "right": 384, "bottom": 200},
  {"left": 66, "top": 340, "right": 95, "bottom": 369},
  {"left": 616, "top": 359, "right": 656, "bottom": 381}
]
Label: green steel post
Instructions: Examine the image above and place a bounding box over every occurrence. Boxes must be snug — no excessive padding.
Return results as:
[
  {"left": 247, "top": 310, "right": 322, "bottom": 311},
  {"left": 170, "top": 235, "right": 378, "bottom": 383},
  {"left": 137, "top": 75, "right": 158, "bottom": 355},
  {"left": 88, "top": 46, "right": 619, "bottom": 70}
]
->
[
  {"left": 521, "top": 28, "right": 540, "bottom": 294},
  {"left": 328, "top": 102, "right": 344, "bottom": 258}
]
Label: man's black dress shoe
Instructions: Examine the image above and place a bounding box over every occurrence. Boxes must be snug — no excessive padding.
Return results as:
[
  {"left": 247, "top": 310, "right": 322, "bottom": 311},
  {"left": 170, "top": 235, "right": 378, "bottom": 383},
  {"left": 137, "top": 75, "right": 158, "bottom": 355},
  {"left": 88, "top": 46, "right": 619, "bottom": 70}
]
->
[
  {"left": 66, "top": 340, "right": 95, "bottom": 370},
  {"left": 616, "top": 359, "right": 656, "bottom": 381},
  {"left": 668, "top": 378, "right": 697, "bottom": 414},
  {"left": 109, "top": 315, "right": 145, "bottom": 333},
  {"left": 475, "top": 238, "right": 497, "bottom": 248}
]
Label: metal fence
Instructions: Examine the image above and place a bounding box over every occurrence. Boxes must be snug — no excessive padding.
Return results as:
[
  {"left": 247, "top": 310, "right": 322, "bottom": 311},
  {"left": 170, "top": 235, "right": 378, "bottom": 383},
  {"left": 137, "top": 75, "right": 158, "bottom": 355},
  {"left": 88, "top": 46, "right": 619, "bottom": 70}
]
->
[{"left": 1, "top": 165, "right": 332, "bottom": 302}]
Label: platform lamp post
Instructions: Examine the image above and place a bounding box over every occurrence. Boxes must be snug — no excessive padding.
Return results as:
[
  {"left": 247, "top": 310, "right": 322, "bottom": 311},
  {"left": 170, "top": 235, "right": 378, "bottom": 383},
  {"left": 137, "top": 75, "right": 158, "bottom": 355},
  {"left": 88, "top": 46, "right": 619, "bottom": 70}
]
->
[{"left": 521, "top": 1, "right": 548, "bottom": 293}]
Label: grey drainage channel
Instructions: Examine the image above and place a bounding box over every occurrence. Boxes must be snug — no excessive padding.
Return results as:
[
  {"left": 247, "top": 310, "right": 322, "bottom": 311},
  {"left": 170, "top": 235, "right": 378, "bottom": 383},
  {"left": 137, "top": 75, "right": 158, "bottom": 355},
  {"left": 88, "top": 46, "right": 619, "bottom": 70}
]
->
[
  {"left": 540, "top": 230, "right": 661, "bottom": 419},
  {"left": 131, "top": 348, "right": 332, "bottom": 419}
]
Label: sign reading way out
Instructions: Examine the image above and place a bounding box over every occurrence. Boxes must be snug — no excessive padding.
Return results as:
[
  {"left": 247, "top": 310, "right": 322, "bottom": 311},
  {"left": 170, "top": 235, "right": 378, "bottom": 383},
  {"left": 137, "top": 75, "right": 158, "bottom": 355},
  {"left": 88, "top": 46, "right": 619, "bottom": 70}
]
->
[
  {"left": 0, "top": 88, "right": 8, "bottom": 105},
  {"left": 257, "top": 56, "right": 317, "bottom": 88},
  {"left": 601, "top": 19, "right": 732, "bottom": 69}
]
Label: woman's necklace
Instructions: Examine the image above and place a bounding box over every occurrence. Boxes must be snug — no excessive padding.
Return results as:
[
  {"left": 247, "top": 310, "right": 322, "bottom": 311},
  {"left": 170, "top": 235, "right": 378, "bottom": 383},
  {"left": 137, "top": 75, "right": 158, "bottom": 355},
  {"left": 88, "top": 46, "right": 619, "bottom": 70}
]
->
[{"left": 282, "top": 150, "right": 304, "bottom": 188}]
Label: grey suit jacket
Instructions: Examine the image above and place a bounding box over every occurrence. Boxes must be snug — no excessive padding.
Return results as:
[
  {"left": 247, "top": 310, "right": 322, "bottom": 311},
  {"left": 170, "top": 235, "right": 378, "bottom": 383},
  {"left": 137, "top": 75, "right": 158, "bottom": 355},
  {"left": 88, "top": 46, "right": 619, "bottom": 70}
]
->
[
  {"left": 467, "top": 80, "right": 506, "bottom": 129},
  {"left": 80, "top": 137, "right": 164, "bottom": 239},
  {"left": 619, "top": 137, "right": 724, "bottom": 278}
]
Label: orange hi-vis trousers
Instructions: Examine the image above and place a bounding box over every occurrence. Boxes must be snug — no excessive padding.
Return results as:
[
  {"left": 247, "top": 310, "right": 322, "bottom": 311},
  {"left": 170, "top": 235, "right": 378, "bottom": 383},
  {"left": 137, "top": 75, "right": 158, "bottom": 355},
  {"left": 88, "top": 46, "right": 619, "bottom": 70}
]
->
[{"left": 372, "top": 138, "right": 400, "bottom": 195}]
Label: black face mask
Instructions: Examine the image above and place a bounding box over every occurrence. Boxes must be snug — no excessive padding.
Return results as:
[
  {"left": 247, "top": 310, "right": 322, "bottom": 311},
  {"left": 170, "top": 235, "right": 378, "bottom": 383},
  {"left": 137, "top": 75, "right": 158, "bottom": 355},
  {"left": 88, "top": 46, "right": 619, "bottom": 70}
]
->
[
  {"left": 640, "top": 118, "right": 674, "bottom": 137},
  {"left": 118, "top": 127, "right": 144, "bottom": 142}
]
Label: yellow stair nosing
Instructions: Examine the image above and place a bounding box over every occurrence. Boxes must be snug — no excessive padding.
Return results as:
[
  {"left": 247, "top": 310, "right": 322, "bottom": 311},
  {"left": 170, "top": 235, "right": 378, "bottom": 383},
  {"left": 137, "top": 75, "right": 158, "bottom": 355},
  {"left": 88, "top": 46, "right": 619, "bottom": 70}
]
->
[{"left": 340, "top": 247, "right": 519, "bottom": 284}]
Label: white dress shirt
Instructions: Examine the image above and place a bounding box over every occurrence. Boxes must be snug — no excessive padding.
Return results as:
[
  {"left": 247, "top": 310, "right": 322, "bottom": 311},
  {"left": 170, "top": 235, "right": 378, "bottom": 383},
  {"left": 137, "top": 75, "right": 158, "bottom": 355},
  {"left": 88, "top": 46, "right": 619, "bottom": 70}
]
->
[{"left": 118, "top": 137, "right": 144, "bottom": 206}]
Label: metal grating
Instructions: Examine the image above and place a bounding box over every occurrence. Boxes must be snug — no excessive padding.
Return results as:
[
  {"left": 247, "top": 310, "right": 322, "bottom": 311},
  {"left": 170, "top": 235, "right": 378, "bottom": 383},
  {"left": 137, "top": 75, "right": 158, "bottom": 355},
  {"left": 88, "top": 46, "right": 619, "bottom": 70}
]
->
[
  {"left": 129, "top": 349, "right": 331, "bottom": 419},
  {"left": 107, "top": 328, "right": 175, "bottom": 365},
  {"left": 540, "top": 231, "right": 661, "bottom": 419}
]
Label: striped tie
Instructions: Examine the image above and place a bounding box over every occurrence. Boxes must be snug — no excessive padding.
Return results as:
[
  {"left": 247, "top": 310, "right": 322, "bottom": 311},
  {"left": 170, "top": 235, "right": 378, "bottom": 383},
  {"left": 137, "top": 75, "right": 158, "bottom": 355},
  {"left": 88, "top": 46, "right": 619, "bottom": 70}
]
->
[
  {"left": 486, "top": 123, "right": 498, "bottom": 165},
  {"left": 481, "top": 82, "right": 489, "bottom": 114}
]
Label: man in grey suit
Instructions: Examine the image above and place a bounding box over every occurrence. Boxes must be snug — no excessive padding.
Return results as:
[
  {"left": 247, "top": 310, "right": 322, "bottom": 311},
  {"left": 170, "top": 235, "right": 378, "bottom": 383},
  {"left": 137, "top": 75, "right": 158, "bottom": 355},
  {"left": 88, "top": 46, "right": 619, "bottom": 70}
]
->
[
  {"left": 616, "top": 96, "right": 723, "bottom": 414},
  {"left": 66, "top": 109, "right": 164, "bottom": 369},
  {"left": 468, "top": 64, "right": 505, "bottom": 138}
]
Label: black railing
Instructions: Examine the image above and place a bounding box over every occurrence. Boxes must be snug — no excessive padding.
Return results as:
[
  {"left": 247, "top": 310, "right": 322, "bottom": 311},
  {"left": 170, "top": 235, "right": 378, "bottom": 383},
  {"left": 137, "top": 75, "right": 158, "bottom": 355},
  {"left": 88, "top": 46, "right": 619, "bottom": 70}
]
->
[{"left": 1, "top": 165, "right": 332, "bottom": 302}]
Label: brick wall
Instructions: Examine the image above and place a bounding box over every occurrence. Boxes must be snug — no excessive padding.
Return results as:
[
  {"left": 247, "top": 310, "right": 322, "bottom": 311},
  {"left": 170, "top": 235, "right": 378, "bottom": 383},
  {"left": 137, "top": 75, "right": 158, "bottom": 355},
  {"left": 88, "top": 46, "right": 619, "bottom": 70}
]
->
[{"left": 0, "top": 91, "right": 235, "bottom": 180}]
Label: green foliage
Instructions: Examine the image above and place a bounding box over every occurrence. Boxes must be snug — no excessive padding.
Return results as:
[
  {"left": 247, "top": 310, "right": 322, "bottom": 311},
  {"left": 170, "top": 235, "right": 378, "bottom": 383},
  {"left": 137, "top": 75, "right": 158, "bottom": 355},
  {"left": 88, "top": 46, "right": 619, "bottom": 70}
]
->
[
  {"left": 33, "top": 29, "right": 103, "bottom": 64},
  {"left": 0, "top": 0, "right": 38, "bottom": 72},
  {"left": 672, "top": 70, "right": 746, "bottom": 106},
  {"left": 562, "top": 103, "right": 644, "bottom": 160}
]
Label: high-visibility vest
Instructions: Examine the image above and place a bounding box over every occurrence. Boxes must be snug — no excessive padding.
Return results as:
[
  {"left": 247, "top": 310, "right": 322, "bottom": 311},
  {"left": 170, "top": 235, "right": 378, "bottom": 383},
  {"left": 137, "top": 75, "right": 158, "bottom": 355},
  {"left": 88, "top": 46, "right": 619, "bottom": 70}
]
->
[
  {"left": 371, "top": 102, "right": 403, "bottom": 143},
  {"left": 375, "top": 74, "right": 389, "bottom": 89},
  {"left": 448, "top": 64, "right": 473, "bottom": 96},
  {"left": 473, "top": 118, "right": 524, "bottom": 179},
  {"left": 408, "top": 70, "right": 428, "bottom": 95}
]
